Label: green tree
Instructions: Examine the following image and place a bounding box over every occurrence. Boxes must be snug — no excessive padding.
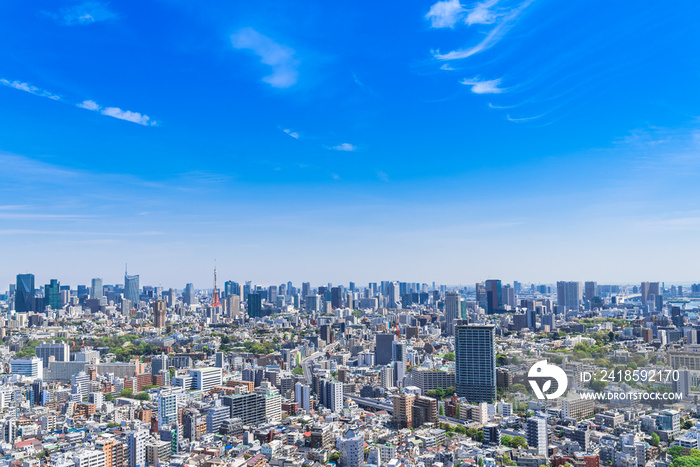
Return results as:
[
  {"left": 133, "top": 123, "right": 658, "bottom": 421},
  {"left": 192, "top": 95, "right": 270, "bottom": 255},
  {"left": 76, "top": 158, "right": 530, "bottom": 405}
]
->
[
  {"left": 329, "top": 453, "right": 340, "bottom": 462},
  {"left": 443, "top": 352, "right": 455, "bottom": 361},
  {"left": 439, "top": 404, "right": 445, "bottom": 416},
  {"left": 119, "top": 388, "right": 133, "bottom": 398},
  {"left": 650, "top": 433, "right": 660, "bottom": 447},
  {"left": 292, "top": 367, "right": 304, "bottom": 376}
]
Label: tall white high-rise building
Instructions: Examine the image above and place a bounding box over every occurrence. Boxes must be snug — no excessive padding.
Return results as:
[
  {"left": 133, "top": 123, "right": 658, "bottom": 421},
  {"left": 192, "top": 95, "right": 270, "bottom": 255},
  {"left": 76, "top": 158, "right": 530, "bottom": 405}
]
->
[
  {"left": 91, "top": 278, "right": 104, "bottom": 300},
  {"left": 338, "top": 430, "right": 364, "bottom": 467},
  {"left": 127, "top": 430, "right": 148, "bottom": 467},
  {"left": 527, "top": 415, "right": 548, "bottom": 457},
  {"left": 295, "top": 382, "right": 310, "bottom": 412},
  {"left": 444, "top": 292, "right": 460, "bottom": 335},
  {"left": 189, "top": 367, "right": 222, "bottom": 393}
]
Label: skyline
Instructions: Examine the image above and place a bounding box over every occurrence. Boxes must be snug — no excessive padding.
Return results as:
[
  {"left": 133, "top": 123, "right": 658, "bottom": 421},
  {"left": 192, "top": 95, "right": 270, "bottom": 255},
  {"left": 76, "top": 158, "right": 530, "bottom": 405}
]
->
[{"left": 2, "top": 0, "right": 700, "bottom": 286}]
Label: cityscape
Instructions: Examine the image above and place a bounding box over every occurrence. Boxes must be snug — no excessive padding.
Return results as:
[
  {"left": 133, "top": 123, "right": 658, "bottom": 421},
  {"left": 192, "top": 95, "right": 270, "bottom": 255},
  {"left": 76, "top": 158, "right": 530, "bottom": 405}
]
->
[
  {"left": 3, "top": 1, "right": 700, "bottom": 467},
  {"left": 2, "top": 274, "right": 700, "bottom": 467}
]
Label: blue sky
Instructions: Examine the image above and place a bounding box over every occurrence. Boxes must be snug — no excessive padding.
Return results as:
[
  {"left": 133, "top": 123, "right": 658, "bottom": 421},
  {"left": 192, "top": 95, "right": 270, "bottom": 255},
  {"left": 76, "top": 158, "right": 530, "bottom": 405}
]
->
[{"left": 2, "top": 0, "right": 700, "bottom": 289}]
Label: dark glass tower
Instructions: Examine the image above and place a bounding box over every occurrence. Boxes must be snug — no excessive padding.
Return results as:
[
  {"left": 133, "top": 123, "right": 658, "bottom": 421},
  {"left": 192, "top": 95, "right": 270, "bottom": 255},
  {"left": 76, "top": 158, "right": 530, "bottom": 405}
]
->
[
  {"left": 15, "top": 274, "right": 35, "bottom": 313},
  {"left": 247, "top": 293, "right": 262, "bottom": 317},
  {"left": 44, "top": 279, "right": 61, "bottom": 310},
  {"left": 125, "top": 272, "right": 140, "bottom": 305},
  {"left": 455, "top": 324, "right": 496, "bottom": 403}
]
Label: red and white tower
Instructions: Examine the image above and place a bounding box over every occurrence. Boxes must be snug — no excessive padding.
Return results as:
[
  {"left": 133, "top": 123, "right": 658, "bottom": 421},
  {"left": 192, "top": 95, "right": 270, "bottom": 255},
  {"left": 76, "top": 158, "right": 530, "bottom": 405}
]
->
[{"left": 211, "top": 265, "right": 221, "bottom": 308}]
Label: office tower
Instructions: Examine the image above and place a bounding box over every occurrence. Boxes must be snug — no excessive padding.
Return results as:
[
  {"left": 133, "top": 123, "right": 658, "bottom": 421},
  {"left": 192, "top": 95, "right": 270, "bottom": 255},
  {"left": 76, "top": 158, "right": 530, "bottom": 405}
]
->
[
  {"left": 152, "top": 354, "right": 168, "bottom": 377},
  {"left": 224, "top": 280, "right": 240, "bottom": 297},
  {"left": 641, "top": 281, "right": 661, "bottom": 304},
  {"left": 32, "top": 379, "right": 43, "bottom": 406},
  {"left": 305, "top": 294, "right": 320, "bottom": 313},
  {"left": 207, "top": 404, "right": 230, "bottom": 433},
  {"left": 584, "top": 281, "right": 598, "bottom": 302},
  {"left": 226, "top": 294, "right": 241, "bottom": 318},
  {"left": 502, "top": 284, "right": 516, "bottom": 308},
  {"left": 10, "top": 357, "right": 43, "bottom": 379},
  {"left": 295, "top": 382, "right": 311, "bottom": 412},
  {"left": 127, "top": 430, "right": 148, "bottom": 467},
  {"left": 320, "top": 379, "right": 344, "bottom": 413},
  {"left": 301, "top": 282, "right": 311, "bottom": 298},
  {"left": 375, "top": 333, "right": 394, "bottom": 365},
  {"left": 455, "top": 324, "right": 496, "bottom": 402},
  {"left": 556, "top": 281, "right": 582, "bottom": 311},
  {"left": 338, "top": 430, "right": 364, "bottom": 467},
  {"left": 320, "top": 324, "right": 334, "bottom": 344},
  {"left": 215, "top": 352, "right": 225, "bottom": 369},
  {"left": 44, "top": 279, "right": 61, "bottom": 310},
  {"left": 673, "top": 370, "right": 691, "bottom": 400},
  {"left": 527, "top": 415, "right": 548, "bottom": 456},
  {"left": 248, "top": 293, "right": 262, "bottom": 317},
  {"left": 124, "top": 270, "right": 139, "bottom": 306},
  {"left": 444, "top": 292, "right": 460, "bottom": 335},
  {"left": 35, "top": 341, "right": 69, "bottom": 368},
  {"left": 183, "top": 283, "right": 195, "bottom": 306},
  {"left": 386, "top": 281, "right": 400, "bottom": 309},
  {"left": 513, "top": 281, "right": 522, "bottom": 295},
  {"left": 190, "top": 367, "right": 222, "bottom": 392},
  {"left": 526, "top": 307, "right": 537, "bottom": 331},
  {"left": 484, "top": 280, "right": 502, "bottom": 313},
  {"left": 153, "top": 299, "right": 166, "bottom": 328},
  {"left": 331, "top": 287, "right": 342, "bottom": 309},
  {"left": 91, "top": 278, "right": 104, "bottom": 299},
  {"left": 71, "top": 371, "right": 91, "bottom": 398},
  {"left": 15, "top": 273, "right": 35, "bottom": 313}
]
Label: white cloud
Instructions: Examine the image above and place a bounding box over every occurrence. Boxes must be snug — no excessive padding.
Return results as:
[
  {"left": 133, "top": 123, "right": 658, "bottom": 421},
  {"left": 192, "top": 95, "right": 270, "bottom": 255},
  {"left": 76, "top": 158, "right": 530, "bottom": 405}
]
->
[
  {"left": 0, "top": 78, "right": 60, "bottom": 100},
  {"left": 331, "top": 173, "right": 340, "bottom": 180},
  {"left": 426, "top": 0, "right": 465, "bottom": 28},
  {"left": 330, "top": 143, "right": 356, "bottom": 152},
  {"left": 101, "top": 107, "right": 155, "bottom": 126},
  {"left": 377, "top": 171, "right": 389, "bottom": 182},
  {"left": 506, "top": 113, "right": 544, "bottom": 122},
  {"left": 77, "top": 99, "right": 155, "bottom": 125},
  {"left": 440, "top": 64, "right": 456, "bottom": 71},
  {"left": 283, "top": 128, "right": 300, "bottom": 139},
  {"left": 433, "top": 0, "right": 534, "bottom": 60},
  {"left": 465, "top": 0, "right": 501, "bottom": 25},
  {"left": 461, "top": 77, "right": 504, "bottom": 94},
  {"left": 77, "top": 99, "right": 101, "bottom": 110},
  {"left": 232, "top": 28, "right": 299, "bottom": 88},
  {"left": 51, "top": 1, "right": 118, "bottom": 26}
]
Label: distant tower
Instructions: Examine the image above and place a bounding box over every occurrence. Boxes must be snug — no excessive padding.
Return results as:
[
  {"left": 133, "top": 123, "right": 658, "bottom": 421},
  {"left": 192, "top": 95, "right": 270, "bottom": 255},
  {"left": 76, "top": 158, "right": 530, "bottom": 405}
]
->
[{"left": 211, "top": 266, "right": 221, "bottom": 308}]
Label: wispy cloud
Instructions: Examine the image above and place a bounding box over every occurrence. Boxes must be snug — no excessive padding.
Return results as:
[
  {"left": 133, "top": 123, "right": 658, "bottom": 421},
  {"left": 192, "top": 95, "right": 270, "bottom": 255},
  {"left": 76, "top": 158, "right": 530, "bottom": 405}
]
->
[
  {"left": 426, "top": 0, "right": 465, "bottom": 28},
  {"left": 0, "top": 78, "right": 60, "bottom": 100},
  {"left": 329, "top": 143, "right": 356, "bottom": 152},
  {"left": 377, "top": 171, "right": 389, "bottom": 182},
  {"left": 77, "top": 100, "right": 156, "bottom": 126},
  {"left": 461, "top": 77, "right": 504, "bottom": 94},
  {"left": 426, "top": 0, "right": 501, "bottom": 29},
  {"left": 282, "top": 128, "right": 300, "bottom": 139},
  {"left": 432, "top": 0, "right": 534, "bottom": 60},
  {"left": 465, "top": 0, "right": 501, "bottom": 25},
  {"left": 506, "top": 113, "right": 545, "bottom": 122},
  {"left": 45, "top": 1, "right": 118, "bottom": 26},
  {"left": 231, "top": 28, "right": 299, "bottom": 88},
  {"left": 331, "top": 173, "right": 340, "bottom": 180}
]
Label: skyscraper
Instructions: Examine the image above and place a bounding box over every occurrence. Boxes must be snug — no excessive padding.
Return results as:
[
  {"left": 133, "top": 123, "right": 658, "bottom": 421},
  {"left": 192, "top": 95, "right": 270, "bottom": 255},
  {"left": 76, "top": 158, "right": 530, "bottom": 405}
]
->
[
  {"left": 584, "top": 281, "right": 598, "bottom": 302},
  {"left": 484, "top": 280, "right": 502, "bottom": 314},
  {"left": 91, "top": 278, "right": 104, "bottom": 300},
  {"left": 444, "top": 292, "right": 460, "bottom": 335},
  {"left": 557, "top": 281, "right": 582, "bottom": 311},
  {"left": 331, "top": 287, "right": 342, "bottom": 309},
  {"left": 125, "top": 270, "right": 139, "bottom": 306},
  {"left": 183, "top": 283, "right": 195, "bottom": 306},
  {"left": 248, "top": 293, "right": 263, "bottom": 317},
  {"left": 455, "top": 324, "right": 496, "bottom": 403},
  {"left": 375, "top": 333, "right": 394, "bottom": 366},
  {"left": 527, "top": 415, "right": 548, "bottom": 456},
  {"left": 15, "top": 273, "right": 35, "bottom": 313},
  {"left": 44, "top": 279, "right": 61, "bottom": 310},
  {"left": 153, "top": 299, "right": 166, "bottom": 328}
]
